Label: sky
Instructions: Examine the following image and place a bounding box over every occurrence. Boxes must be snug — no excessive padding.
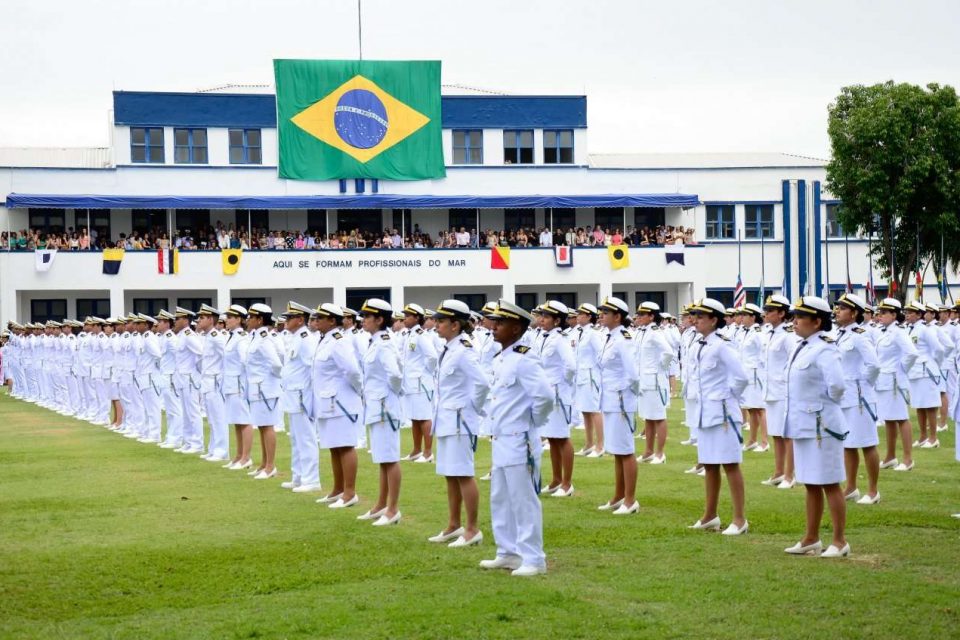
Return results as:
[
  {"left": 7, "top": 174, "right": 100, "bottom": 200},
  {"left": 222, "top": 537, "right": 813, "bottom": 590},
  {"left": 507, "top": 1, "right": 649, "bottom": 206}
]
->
[{"left": 1, "top": 0, "right": 957, "bottom": 158}]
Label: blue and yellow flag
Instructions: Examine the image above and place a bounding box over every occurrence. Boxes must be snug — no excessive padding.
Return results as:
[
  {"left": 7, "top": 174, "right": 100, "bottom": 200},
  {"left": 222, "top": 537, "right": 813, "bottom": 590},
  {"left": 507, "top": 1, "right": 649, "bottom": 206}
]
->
[
  {"left": 274, "top": 59, "right": 445, "bottom": 181},
  {"left": 102, "top": 248, "right": 124, "bottom": 275}
]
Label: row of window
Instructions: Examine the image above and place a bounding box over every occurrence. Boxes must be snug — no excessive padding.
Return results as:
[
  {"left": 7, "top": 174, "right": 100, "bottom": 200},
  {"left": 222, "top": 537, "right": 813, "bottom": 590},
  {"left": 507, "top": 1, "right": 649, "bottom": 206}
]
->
[
  {"left": 132, "top": 127, "right": 262, "bottom": 164},
  {"left": 704, "top": 203, "right": 847, "bottom": 240},
  {"left": 454, "top": 129, "right": 573, "bottom": 165}
]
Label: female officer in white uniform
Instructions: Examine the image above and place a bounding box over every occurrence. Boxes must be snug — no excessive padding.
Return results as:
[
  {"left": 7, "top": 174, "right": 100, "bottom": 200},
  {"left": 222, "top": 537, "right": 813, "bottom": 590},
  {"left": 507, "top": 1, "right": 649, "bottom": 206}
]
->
[
  {"left": 357, "top": 298, "right": 404, "bottom": 526},
  {"left": 312, "top": 303, "right": 363, "bottom": 509},
  {"left": 783, "top": 296, "right": 850, "bottom": 558},
  {"left": 833, "top": 294, "right": 882, "bottom": 504},
  {"left": 738, "top": 304, "right": 768, "bottom": 453},
  {"left": 244, "top": 304, "right": 283, "bottom": 480},
  {"left": 428, "top": 300, "right": 490, "bottom": 547},
  {"left": 874, "top": 298, "right": 919, "bottom": 472},
  {"left": 595, "top": 297, "right": 642, "bottom": 515},
  {"left": 761, "top": 294, "right": 799, "bottom": 489},
  {"left": 573, "top": 303, "right": 604, "bottom": 457},
  {"left": 903, "top": 301, "right": 944, "bottom": 449},
  {"left": 536, "top": 300, "right": 577, "bottom": 497},
  {"left": 686, "top": 298, "right": 749, "bottom": 536},
  {"left": 634, "top": 301, "right": 674, "bottom": 465},
  {"left": 221, "top": 305, "right": 253, "bottom": 470},
  {"left": 399, "top": 303, "right": 439, "bottom": 463}
]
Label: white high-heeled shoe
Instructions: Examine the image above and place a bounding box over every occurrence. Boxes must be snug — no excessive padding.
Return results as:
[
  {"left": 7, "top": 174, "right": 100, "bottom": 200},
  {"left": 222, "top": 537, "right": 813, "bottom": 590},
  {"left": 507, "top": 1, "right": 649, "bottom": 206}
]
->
[
  {"left": 879, "top": 458, "right": 899, "bottom": 469},
  {"left": 612, "top": 501, "right": 639, "bottom": 515},
  {"left": 551, "top": 485, "right": 574, "bottom": 497},
  {"left": 597, "top": 498, "right": 624, "bottom": 511},
  {"left": 328, "top": 495, "right": 359, "bottom": 509},
  {"left": 856, "top": 492, "right": 881, "bottom": 505},
  {"left": 428, "top": 527, "right": 464, "bottom": 543},
  {"left": 253, "top": 469, "right": 277, "bottom": 480},
  {"left": 316, "top": 492, "right": 343, "bottom": 504},
  {"left": 688, "top": 516, "right": 721, "bottom": 531},
  {"left": 821, "top": 543, "right": 851, "bottom": 558},
  {"left": 844, "top": 489, "right": 861, "bottom": 502},
  {"left": 785, "top": 540, "right": 822, "bottom": 555},
  {"left": 721, "top": 521, "right": 749, "bottom": 536},
  {"left": 357, "top": 507, "right": 387, "bottom": 520},
  {"left": 372, "top": 511, "right": 401, "bottom": 526},
  {"left": 448, "top": 531, "right": 483, "bottom": 547}
]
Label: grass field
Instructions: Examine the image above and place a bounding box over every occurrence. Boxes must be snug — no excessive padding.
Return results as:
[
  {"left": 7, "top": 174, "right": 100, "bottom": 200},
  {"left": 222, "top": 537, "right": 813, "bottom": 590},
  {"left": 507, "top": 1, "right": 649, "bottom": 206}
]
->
[{"left": 1, "top": 389, "right": 958, "bottom": 640}]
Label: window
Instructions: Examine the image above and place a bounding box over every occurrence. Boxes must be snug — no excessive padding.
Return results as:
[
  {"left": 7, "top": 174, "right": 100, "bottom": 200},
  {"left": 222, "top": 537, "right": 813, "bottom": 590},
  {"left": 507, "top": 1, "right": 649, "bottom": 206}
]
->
[
  {"left": 546, "top": 292, "right": 577, "bottom": 310},
  {"left": 705, "top": 289, "right": 735, "bottom": 308},
  {"left": 452, "top": 130, "right": 483, "bottom": 164},
  {"left": 543, "top": 129, "right": 573, "bottom": 164},
  {"left": 177, "top": 298, "right": 212, "bottom": 313},
  {"left": 346, "top": 288, "right": 390, "bottom": 313},
  {"left": 132, "top": 209, "right": 167, "bottom": 235},
  {"left": 28, "top": 208, "right": 66, "bottom": 235},
  {"left": 503, "top": 130, "right": 533, "bottom": 164},
  {"left": 516, "top": 292, "right": 538, "bottom": 310},
  {"left": 235, "top": 209, "right": 269, "bottom": 233},
  {"left": 337, "top": 209, "right": 382, "bottom": 236},
  {"left": 229, "top": 129, "right": 262, "bottom": 164},
  {"left": 449, "top": 208, "right": 477, "bottom": 230},
  {"left": 75, "top": 209, "right": 111, "bottom": 246},
  {"left": 392, "top": 209, "right": 412, "bottom": 234},
  {"left": 549, "top": 208, "right": 576, "bottom": 230},
  {"left": 232, "top": 297, "right": 266, "bottom": 310},
  {"left": 176, "top": 209, "right": 211, "bottom": 235},
  {"left": 454, "top": 293, "right": 487, "bottom": 311},
  {"left": 635, "top": 291, "right": 666, "bottom": 309},
  {"left": 504, "top": 208, "right": 536, "bottom": 229},
  {"left": 705, "top": 205, "right": 735, "bottom": 239},
  {"left": 130, "top": 127, "right": 164, "bottom": 163},
  {"left": 174, "top": 128, "right": 208, "bottom": 164},
  {"left": 307, "top": 209, "right": 328, "bottom": 235},
  {"left": 744, "top": 205, "right": 774, "bottom": 239},
  {"left": 133, "top": 298, "right": 168, "bottom": 316},
  {"left": 634, "top": 207, "right": 665, "bottom": 229},
  {"left": 31, "top": 299, "right": 67, "bottom": 323},
  {"left": 826, "top": 203, "right": 844, "bottom": 237},
  {"left": 613, "top": 291, "right": 627, "bottom": 304},
  {"left": 594, "top": 207, "right": 625, "bottom": 231},
  {"left": 76, "top": 298, "right": 110, "bottom": 319}
]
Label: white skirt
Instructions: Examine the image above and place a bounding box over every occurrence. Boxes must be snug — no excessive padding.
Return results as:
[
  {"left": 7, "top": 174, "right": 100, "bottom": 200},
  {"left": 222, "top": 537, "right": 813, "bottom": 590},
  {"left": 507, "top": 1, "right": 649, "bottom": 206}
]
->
[
  {"left": 683, "top": 397, "right": 699, "bottom": 429},
  {"left": 224, "top": 394, "right": 251, "bottom": 425},
  {"left": 402, "top": 392, "right": 434, "bottom": 422},
  {"left": 908, "top": 377, "right": 940, "bottom": 409},
  {"left": 368, "top": 420, "right": 400, "bottom": 464},
  {"left": 317, "top": 415, "right": 358, "bottom": 449},
  {"left": 436, "top": 434, "right": 475, "bottom": 477},
  {"left": 794, "top": 436, "right": 845, "bottom": 485},
  {"left": 574, "top": 382, "right": 601, "bottom": 413},
  {"left": 249, "top": 396, "right": 282, "bottom": 427},
  {"left": 765, "top": 399, "right": 786, "bottom": 437},
  {"left": 842, "top": 405, "right": 879, "bottom": 449},
  {"left": 637, "top": 388, "right": 667, "bottom": 420},
  {"left": 877, "top": 387, "right": 909, "bottom": 421},
  {"left": 741, "top": 375, "right": 764, "bottom": 409},
  {"left": 696, "top": 423, "right": 743, "bottom": 465},
  {"left": 540, "top": 403, "right": 572, "bottom": 439},
  {"left": 603, "top": 410, "right": 636, "bottom": 455}
]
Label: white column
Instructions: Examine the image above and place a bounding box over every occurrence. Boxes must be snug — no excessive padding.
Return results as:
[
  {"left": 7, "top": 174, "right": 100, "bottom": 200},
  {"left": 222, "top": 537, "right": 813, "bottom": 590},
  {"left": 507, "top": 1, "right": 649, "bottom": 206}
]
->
[
  {"left": 109, "top": 286, "right": 125, "bottom": 317},
  {"left": 0, "top": 254, "right": 15, "bottom": 324},
  {"left": 390, "top": 285, "right": 404, "bottom": 311},
  {"left": 501, "top": 282, "right": 515, "bottom": 302},
  {"left": 215, "top": 286, "right": 231, "bottom": 313},
  {"left": 598, "top": 282, "right": 613, "bottom": 305},
  {"left": 333, "top": 285, "right": 347, "bottom": 307},
  {"left": 676, "top": 282, "right": 694, "bottom": 314}
]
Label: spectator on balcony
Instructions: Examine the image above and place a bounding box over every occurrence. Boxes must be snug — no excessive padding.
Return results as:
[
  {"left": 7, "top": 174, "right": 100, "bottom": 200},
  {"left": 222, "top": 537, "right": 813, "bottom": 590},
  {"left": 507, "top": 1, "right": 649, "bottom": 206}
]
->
[
  {"left": 538, "top": 227, "right": 553, "bottom": 247},
  {"left": 454, "top": 227, "right": 470, "bottom": 248},
  {"left": 592, "top": 226, "right": 605, "bottom": 245},
  {"left": 611, "top": 228, "right": 624, "bottom": 245}
]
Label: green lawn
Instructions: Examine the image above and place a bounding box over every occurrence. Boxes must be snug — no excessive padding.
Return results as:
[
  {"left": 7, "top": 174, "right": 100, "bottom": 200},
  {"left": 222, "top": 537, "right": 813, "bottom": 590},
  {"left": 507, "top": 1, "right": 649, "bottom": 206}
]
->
[{"left": 1, "top": 389, "right": 958, "bottom": 640}]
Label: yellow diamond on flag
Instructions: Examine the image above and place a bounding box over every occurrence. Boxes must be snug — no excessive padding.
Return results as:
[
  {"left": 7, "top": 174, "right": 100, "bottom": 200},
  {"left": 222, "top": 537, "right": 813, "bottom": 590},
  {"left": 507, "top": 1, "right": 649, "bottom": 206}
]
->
[{"left": 291, "top": 75, "right": 431, "bottom": 164}]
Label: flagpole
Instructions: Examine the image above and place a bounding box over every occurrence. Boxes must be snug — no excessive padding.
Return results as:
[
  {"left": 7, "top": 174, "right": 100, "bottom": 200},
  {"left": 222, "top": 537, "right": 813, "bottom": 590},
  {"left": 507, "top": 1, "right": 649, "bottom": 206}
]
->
[
  {"left": 824, "top": 216, "right": 831, "bottom": 302},
  {"left": 916, "top": 221, "right": 921, "bottom": 302},
  {"left": 941, "top": 233, "right": 946, "bottom": 303},
  {"left": 844, "top": 230, "right": 851, "bottom": 293},
  {"left": 759, "top": 219, "right": 766, "bottom": 304},
  {"left": 737, "top": 227, "right": 742, "bottom": 307},
  {"left": 889, "top": 216, "right": 896, "bottom": 299},
  {"left": 357, "top": 0, "right": 363, "bottom": 60}
]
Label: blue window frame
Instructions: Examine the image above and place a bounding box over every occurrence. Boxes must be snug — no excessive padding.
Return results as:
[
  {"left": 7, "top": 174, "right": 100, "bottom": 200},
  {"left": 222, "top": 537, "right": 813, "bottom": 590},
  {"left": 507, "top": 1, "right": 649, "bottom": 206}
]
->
[
  {"left": 174, "top": 128, "right": 208, "bottom": 164},
  {"left": 543, "top": 129, "right": 574, "bottom": 164},
  {"left": 826, "top": 203, "right": 844, "bottom": 237},
  {"left": 503, "top": 130, "right": 533, "bottom": 164},
  {"left": 452, "top": 130, "right": 483, "bottom": 164},
  {"left": 130, "top": 127, "right": 164, "bottom": 163},
  {"left": 705, "top": 205, "right": 735, "bottom": 239},
  {"left": 744, "top": 204, "right": 774, "bottom": 239},
  {"left": 229, "top": 129, "right": 262, "bottom": 165}
]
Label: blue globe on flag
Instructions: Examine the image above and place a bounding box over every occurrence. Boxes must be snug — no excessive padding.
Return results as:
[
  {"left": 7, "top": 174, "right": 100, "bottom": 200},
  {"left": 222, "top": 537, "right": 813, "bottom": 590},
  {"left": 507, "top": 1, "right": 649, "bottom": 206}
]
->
[{"left": 334, "top": 89, "right": 389, "bottom": 149}]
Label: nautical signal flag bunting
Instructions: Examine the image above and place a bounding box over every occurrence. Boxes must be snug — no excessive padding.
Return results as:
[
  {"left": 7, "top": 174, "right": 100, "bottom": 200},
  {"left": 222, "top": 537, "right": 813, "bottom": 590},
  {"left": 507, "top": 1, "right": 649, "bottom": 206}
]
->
[
  {"left": 491, "top": 246, "right": 510, "bottom": 270},
  {"left": 274, "top": 59, "right": 445, "bottom": 181},
  {"left": 102, "top": 248, "right": 124, "bottom": 275},
  {"left": 608, "top": 245, "right": 629, "bottom": 270},
  {"left": 222, "top": 249, "right": 242, "bottom": 275}
]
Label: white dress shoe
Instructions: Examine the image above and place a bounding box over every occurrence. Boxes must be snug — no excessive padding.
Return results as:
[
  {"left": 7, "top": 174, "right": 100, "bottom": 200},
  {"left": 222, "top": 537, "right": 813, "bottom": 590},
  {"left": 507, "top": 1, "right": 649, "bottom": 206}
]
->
[
  {"left": 785, "top": 540, "right": 823, "bottom": 555},
  {"left": 316, "top": 492, "right": 343, "bottom": 504},
  {"left": 879, "top": 458, "right": 899, "bottom": 469},
  {"left": 586, "top": 449, "right": 604, "bottom": 458},
  {"left": 761, "top": 475, "right": 784, "bottom": 486},
  {"left": 912, "top": 439, "right": 926, "bottom": 448},
  {"left": 856, "top": 492, "right": 881, "bottom": 505},
  {"left": 777, "top": 478, "right": 796, "bottom": 490},
  {"left": 180, "top": 447, "right": 203, "bottom": 455},
  {"left": 199, "top": 453, "right": 212, "bottom": 460},
  {"left": 206, "top": 455, "right": 229, "bottom": 463},
  {"left": 223, "top": 460, "right": 238, "bottom": 469},
  {"left": 936, "top": 424, "right": 948, "bottom": 432},
  {"left": 400, "top": 452, "right": 422, "bottom": 461},
  {"left": 428, "top": 527, "right": 465, "bottom": 543},
  {"left": 479, "top": 473, "right": 491, "bottom": 481},
  {"left": 952, "top": 513, "right": 960, "bottom": 519},
  {"left": 280, "top": 481, "right": 299, "bottom": 490},
  {"left": 743, "top": 442, "right": 758, "bottom": 452},
  {"left": 372, "top": 511, "right": 401, "bottom": 526},
  {"left": 680, "top": 438, "right": 695, "bottom": 446},
  {"left": 551, "top": 485, "right": 574, "bottom": 497},
  {"left": 247, "top": 468, "right": 263, "bottom": 476},
  {"left": 844, "top": 489, "right": 861, "bottom": 502},
  {"left": 893, "top": 462, "right": 914, "bottom": 471},
  {"left": 597, "top": 498, "right": 624, "bottom": 511},
  {"left": 414, "top": 454, "right": 434, "bottom": 463},
  {"left": 123, "top": 431, "right": 140, "bottom": 439},
  {"left": 448, "top": 531, "right": 483, "bottom": 547},
  {"left": 253, "top": 469, "right": 278, "bottom": 480},
  {"left": 138, "top": 437, "right": 159, "bottom": 444},
  {"left": 821, "top": 543, "right": 851, "bottom": 558},
  {"left": 688, "top": 516, "right": 721, "bottom": 531},
  {"left": 357, "top": 507, "right": 387, "bottom": 521},
  {"left": 574, "top": 447, "right": 592, "bottom": 457},
  {"left": 158, "top": 442, "right": 180, "bottom": 449},
  {"left": 542, "top": 484, "right": 561, "bottom": 495},
  {"left": 636, "top": 453, "right": 655, "bottom": 463},
  {"left": 292, "top": 484, "right": 322, "bottom": 493},
  {"left": 696, "top": 468, "right": 706, "bottom": 477},
  {"left": 479, "top": 556, "right": 522, "bottom": 570},
  {"left": 229, "top": 460, "right": 253, "bottom": 470},
  {"left": 612, "top": 501, "right": 640, "bottom": 515},
  {"left": 753, "top": 443, "right": 770, "bottom": 453},
  {"left": 328, "top": 495, "right": 359, "bottom": 509},
  {"left": 683, "top": 465, "right": 701, "bottom": 475},
  {"left": 648, "top": 454, "right": 666, "bottom": 465},
  {"left": 511, "top": 565, "right": 546, "bottom": 577},
  {"left": 721, "top": 521, "right": 749, "bottom": 536},
  {"left": 921, "top": 440, "right": 940, "bottom": 449}
]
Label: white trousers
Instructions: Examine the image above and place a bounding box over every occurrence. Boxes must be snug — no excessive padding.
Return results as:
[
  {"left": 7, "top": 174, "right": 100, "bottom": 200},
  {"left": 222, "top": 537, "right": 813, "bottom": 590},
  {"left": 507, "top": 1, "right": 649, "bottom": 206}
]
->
[
  {"left": 202, "top": 390, "right": 229, "bottom": 458},
  {"left": 139, "top": 381, "right": 162, "bottom": 441},
  {"left": 490, "top": 463, "right": 546, "bottom": 568},
  {"left": 93, "top": 379, "right": 111, "bottom": 423},
  {"left": 288, "top": 411, "right": 320, "bottom": 486},
  {"left": 177, "top": 381, "right": 203, "bottom": 450},
  {"left": 119, "top": 380, "right": 143, "bottom": 434},
  {"left": 66, "top": 374, "right": 81, "bottom": 414},
  {"left": 161, "top": 384, "right": 184, "bottom": 446}
]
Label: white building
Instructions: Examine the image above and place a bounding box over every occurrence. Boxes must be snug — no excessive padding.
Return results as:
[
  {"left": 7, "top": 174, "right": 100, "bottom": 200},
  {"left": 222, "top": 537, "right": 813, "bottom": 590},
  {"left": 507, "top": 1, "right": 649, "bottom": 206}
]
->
[{"left": 0, "top": 86, "right": 936, "bottom": 324}]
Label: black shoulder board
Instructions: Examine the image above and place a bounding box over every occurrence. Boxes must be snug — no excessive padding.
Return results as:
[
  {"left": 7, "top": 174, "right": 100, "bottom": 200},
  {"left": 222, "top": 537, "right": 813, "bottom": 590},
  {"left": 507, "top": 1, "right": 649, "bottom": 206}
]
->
[
  {"left": 651, "top": 325, "right": 659, "bottom": 330},
  {"left": 184, "top": 329, "right": 192, "bottom": 335},
  {"left": 380, "top": 333, "right": 391, "bottom": 340},
  {"left": 513, "top": 345, "right": 530, "bottom": 353},
  {"left": 820, "top": 335, "right": 836, "bottom": 343},
  {"left": 416, "top": 327, "right": 423, "bottom": 334},
  {"left": 211, "top": 330, "right": 218, "bottom": 337},
  {"left": 852, "top": 327, "right": 866, "bottom": 334},
  {"left": 719, "top": 334, "right": 731, "bottom": 341},
  {"left": 621, "top": 329, "right": 632, "bottom": 340},
  {"left": 333, "top": 332, "right": 343, "bottom": 340},
  {"left": 785, "top": 326, "right": 795, "bottom": 332},
  {"left": 300, "top": 330, "right": 308, "bottom": 338},
  {"left": 259, "top": 329, "right": 267, "bottom": 337},
  {"left": 753, "top": 326, "right": 762, "bottom": 332},
  {"left": 460, "top": 338, "right": 473, "bottom": 348}
]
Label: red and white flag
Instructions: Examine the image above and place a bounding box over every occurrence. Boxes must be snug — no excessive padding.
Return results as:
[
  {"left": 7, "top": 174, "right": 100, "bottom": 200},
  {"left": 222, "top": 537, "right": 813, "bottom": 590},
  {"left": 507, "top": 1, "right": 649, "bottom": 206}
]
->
[{"left": 554, "top": 245, "right": 573, "bottom": 267}]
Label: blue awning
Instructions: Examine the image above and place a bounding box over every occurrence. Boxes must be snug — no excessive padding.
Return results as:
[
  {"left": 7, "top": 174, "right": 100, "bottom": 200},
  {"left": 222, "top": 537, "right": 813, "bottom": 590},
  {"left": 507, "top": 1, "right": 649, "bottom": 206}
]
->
[{"left": 4, "top": 193, "right": 699, "bottom": 209}]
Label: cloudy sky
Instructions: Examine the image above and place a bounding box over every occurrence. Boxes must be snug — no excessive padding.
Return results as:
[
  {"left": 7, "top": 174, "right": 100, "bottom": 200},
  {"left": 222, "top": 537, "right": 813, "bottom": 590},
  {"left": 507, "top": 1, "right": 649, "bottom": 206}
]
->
[{"left": 1, "top": 0, "right": 957, "bottom": 157}]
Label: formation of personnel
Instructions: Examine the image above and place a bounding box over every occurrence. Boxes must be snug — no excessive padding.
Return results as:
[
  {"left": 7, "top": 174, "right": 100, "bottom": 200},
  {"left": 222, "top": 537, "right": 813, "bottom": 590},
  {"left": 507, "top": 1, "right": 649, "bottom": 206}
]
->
[{"left": 2, "top": 292, "right": 958, "bottom": 569}]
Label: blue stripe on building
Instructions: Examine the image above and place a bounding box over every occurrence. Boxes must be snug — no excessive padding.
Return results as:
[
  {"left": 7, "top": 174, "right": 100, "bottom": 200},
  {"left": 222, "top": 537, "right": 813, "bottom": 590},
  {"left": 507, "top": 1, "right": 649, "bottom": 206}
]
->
[
  {"left": 781, "top": 179, "right": 791, "bottom": 298},
  {"left": 797, "top": 179, "right": 807, "bottom": 296}
]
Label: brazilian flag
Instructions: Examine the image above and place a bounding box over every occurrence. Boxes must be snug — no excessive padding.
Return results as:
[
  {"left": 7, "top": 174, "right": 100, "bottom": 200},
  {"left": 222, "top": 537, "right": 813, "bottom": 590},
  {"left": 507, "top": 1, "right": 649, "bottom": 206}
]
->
[{"left": 274, "top": 59, "right": 445, "bottom": 181}]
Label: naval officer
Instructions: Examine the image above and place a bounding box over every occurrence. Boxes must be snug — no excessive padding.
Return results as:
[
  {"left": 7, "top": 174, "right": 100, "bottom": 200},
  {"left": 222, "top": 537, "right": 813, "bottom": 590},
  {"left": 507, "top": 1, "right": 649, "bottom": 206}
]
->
[
  {"left": 245, "top": 303, "right": 284, "bottom": 480},
  {"left": 279, "top": 302, "right": 321, "bottom": 493}
]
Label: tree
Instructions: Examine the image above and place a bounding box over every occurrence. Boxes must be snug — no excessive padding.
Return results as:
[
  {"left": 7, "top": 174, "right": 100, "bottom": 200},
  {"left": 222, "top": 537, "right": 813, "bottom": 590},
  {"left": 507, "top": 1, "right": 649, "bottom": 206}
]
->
[{"left": 825, "top": 81, "right": 960, "bottom": 301}]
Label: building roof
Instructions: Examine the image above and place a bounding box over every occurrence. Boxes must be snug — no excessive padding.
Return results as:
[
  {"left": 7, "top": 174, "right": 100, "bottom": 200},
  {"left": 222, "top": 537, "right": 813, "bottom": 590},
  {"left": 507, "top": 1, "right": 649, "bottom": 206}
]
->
[{"left": 587, "top": 152, "right": 827, "bottom": 169}]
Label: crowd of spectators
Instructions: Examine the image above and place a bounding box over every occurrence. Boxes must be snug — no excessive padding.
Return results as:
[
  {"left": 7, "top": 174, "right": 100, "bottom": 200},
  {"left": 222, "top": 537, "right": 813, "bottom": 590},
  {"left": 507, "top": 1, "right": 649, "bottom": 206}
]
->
[{"left": 3, "top": 222, "right": 695, "bottom": 252}]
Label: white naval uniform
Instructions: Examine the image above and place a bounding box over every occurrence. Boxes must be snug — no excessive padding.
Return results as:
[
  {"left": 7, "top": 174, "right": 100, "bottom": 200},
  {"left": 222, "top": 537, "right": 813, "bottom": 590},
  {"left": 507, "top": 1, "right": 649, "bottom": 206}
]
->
[
  {"left": 573, "top": 324, "right": 603, "bottom": 414},
  {"left": 92, "top": 332, "right": 112, "bottom": 423},
  {"left": 476, "top": 328, "right": 501, "bottom": 437},
  {"left": 932, "top": 321, "right": 954, "bottom": 396},
  {"left": 536, "top": 327, "right": 575, "bottom": 438},
  {"left": 245, "top": 327, "right": 283, "bottom": 427},
  {"left": 835, "top": 324, "right": 880, "bottom": 448},
  {"left": 158, "top": 330, "right": 184, "bottom": 446},
  {"left": 905, "top": 320, "right": 944, "bottom": 409},
  {"left": 488, "top": 343, "right": 553, "bottom": 569},
  {"left": 784, "top": 333, "right": 847, "bottom": 485},
  {"left": 118, "top": 331, "right": 144, "bottom": 435},
  {"left": 313, "top": 327, "right": 363, "bottom": 449},
  {"left": 400, "top": 325, "right": 439, "bottom": 422},
  {"left": 692, "top": 332, "right": 748, "bottom": 464},
  {"left": 137, "top": 330, "right": 163, "bottom": 441},
  {"left": 598, "top": 327, "right": 640, "bottom": 455},
  {"left": 634, "top": 324, "right": 673, "bottom": 420},
  {"left": 175, "top": 328, "right": 204, "bottom": 451},
  {"left": 680, "top": 325, "right": 700, "bottom": 437},
  {"left": 762, "top": 323, "right": 798, "bottom": 437},
  {"left": 200, "top": 328, "right": 229, "bottom": 459},
  {"left": 222, "top": 328, "right": 251, "bottom": 425},
  {"left": 281, "top": 327, "right": 320, "bottom": 487},
  {"left": 875, "top": 324, "right": 918, "bottom": 421},
  {"left": 362, "top": 330, "right": 403, "bottom": 463},
  {"left": 433, "top": 335, "right": 490, "bottom": 477},
  {"left": 738, "top": 325, "right": 766, "bottom": 409},
  {"left": 76, "top": 332, "right": 95, "bottom": 419}
]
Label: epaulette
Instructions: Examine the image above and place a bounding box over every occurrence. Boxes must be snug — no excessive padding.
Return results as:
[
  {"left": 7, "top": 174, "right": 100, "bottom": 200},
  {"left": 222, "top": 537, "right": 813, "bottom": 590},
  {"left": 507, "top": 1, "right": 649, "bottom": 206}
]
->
[
  {"left": 210, "top": 330, "right": 218, "bottom": 337},
  {"left": 380, "top": 333, "right": 391, "bottom": 341},
  {"left": 300, "top": 329, "right": 308, "bottom": 338},
  {"left": 333, "top": 332, "right": 343, "bottom": 340},
  {"left": 852, "top": 327, "right": 866, "bottom": 334},
  {"left": 258, "top": 329, "right": 268, "bottom": 337},
  {"left": 513, "top": 345, "right": 530, "bottom": 353},
  {"left": 820, "top": 335, "right": 835, "bottom": 343},
  {"left": 621, "top": 328, "right": 632, "bottom": 339},
  {"left": 651, "top": 325, "right": 659, "bottom": 330},
  {"left": 784, "top": 326, "right": 795, "bottom": 332},
  {"left": 718, "top": 334, "right": 731, "bottom": 341},
  {"left": 415, "top": 327, "right": 423, "bottom": 334},
  {"left": 460, "top": 338, "right": 473, "bottom": 348},
  {"left": 184, "top": 329, "right": 192, "bottom": 335},
  {"left": 753, "top": 326, "right": 762, "bottom": 332}
]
